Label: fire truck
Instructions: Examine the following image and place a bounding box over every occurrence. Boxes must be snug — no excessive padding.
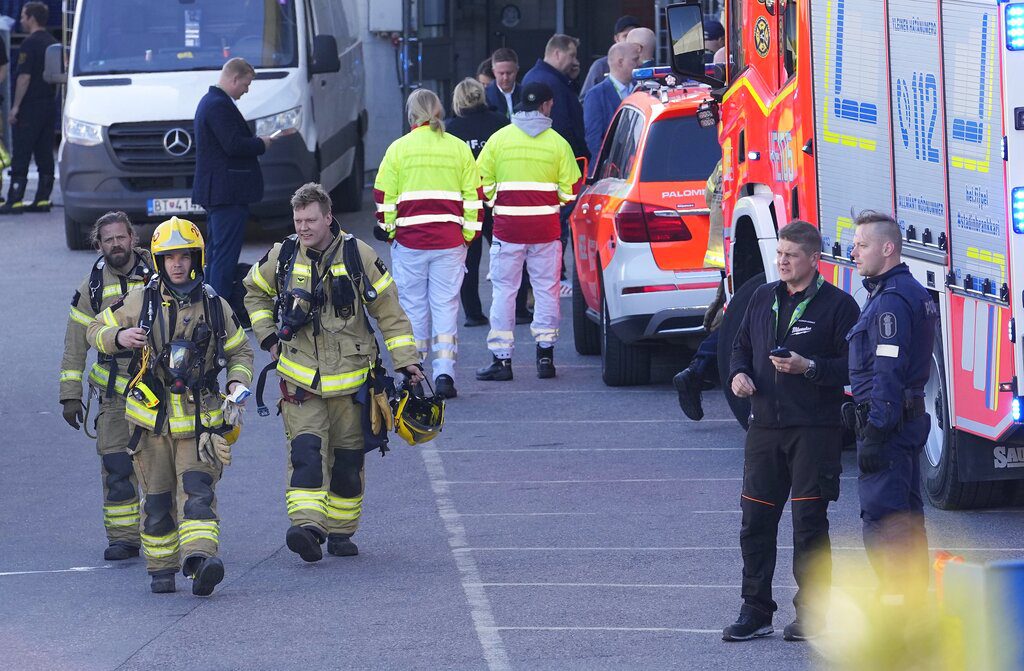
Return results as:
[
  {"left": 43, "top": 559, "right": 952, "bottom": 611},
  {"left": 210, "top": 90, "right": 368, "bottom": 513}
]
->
[{"left": 665, "top": 0, "right": 1024, "bottom": 509}]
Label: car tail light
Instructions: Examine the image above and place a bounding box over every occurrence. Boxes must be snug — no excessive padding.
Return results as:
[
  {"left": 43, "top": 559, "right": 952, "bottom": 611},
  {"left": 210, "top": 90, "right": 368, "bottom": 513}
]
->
[
  {"left": 622, "top": 284, "right": 677, "bottom": 295},
  {"left": 613, "top": 201, "right": 692, "bottom": 243}
]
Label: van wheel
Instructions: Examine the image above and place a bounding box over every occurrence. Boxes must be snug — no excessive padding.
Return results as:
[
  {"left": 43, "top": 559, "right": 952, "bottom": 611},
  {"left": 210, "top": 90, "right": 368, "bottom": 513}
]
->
[
  {"left": 334, "top": 140, "right": 364, "bottom": 213},
  {"left": 922, "top": 318, "right": 1013, "bottom": 509},
  {"left": 716, "top": 273, "right": 764, "bottom": 430},
  {"left": 65, "top": 212, "right": 90, "bottom": 250},
  {"left": 600, "top": 285, "right": 650, "bottom": 386},
  {"left": 572, "top": 263, "right": 600, "bottom": 355}
]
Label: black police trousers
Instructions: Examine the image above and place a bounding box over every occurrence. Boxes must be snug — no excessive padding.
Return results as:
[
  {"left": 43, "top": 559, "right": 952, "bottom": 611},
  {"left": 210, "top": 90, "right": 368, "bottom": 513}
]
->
[
  {"left": 11, "top": 99, "right": 56, "bottom": 181},
  {"left": 739, "top": 425, "right": 842, "bottom": 617}
]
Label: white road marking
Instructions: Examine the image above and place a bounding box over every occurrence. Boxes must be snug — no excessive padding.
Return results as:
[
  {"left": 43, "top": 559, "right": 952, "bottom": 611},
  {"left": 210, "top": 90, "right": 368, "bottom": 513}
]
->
[
  {"left": 470, "top": 582, "right": 797, "bottom": 589},
  {"left": 441, "top": 477, "right": 857, "bottom": 484},
  {"left": 458, "top": 546, "right": 1024, "bottom": 553},
  {"left": 483, "top": 626, "right": 721, "bottom": 634},
  {"left": 438, "top": 447, "right": 743, "bottom": 453},
  {"left": 459, "top": 512, "right": 601, "bottom": 517},
  {"left": 420, "top": 448, "right": 511, "bottom": 671},
  {"left": 0, "top": 565, "right": 113, "bottom": 577},
  {"left": 448, "top": 419, "right": 737, "bottom": 424}
]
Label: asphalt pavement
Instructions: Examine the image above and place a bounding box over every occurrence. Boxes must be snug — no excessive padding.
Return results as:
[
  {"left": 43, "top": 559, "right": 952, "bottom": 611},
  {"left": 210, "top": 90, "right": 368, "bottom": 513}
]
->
[{"left": 2, "top": 195, "right": 1023, "bottom": 671}]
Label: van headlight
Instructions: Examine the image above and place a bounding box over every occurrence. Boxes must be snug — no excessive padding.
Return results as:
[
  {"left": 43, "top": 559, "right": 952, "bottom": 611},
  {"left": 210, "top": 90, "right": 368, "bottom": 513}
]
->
[
  {"left": 254, "top": 106, "right": 302, "bottom": 136},
  {"left": 65, "top": 118, "right": 103, "bottom": 146}
]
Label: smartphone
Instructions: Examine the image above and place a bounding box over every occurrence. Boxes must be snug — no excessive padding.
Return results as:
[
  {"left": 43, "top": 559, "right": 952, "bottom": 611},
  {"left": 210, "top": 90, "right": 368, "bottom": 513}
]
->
[{"left": 770, "top": 346, "right": 791, "bottom": 358}]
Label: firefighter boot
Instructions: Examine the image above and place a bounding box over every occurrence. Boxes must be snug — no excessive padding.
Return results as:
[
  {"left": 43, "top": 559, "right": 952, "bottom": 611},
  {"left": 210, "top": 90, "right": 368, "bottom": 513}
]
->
[
  {"left": 105, "top": 541, "right": 141, "bottom": 561},
  {"left": 672, "top": 367, "right": 704, "bottom": 421},
  {"left": 286, "top": 524, "right": 324, "bottom": 563},
  {"left": 327, "top": 533, "right": 359, "bottom": 557},
  {"left": 722, "top": 605, "right": 774, "bottom": 642},
  {"left": 434, "top": 374, "right": 457, "bottom": 400},
  {"left": 0, "top": 178, "right": 26, "bottom": 214},
  {"left": 476, "top": 355, "right": 513, "bottom": 381},
  {"left": 185, "top": 555, "right": 225, "bottom": 597},
  {"left": 150, "top": 570, "right": 176, "bottom": 594},
  {"left": 536, "top": 345, "right": 556, "bottom": 379},
  {"left": 25, "top": 175, "right": 54, "bottom": 212}
]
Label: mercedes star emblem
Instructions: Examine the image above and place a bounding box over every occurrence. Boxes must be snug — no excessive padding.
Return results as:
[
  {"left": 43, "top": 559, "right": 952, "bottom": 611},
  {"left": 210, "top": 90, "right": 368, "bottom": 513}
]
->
[{"left": 163, "top": 128, "right": 193, "bottom": 157}]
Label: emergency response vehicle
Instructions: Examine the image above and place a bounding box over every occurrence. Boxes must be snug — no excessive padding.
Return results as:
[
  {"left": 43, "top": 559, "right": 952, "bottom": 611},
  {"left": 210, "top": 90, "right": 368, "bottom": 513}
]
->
[
  {"left": 666, "top": 0, "right": 1024, "bottom": 508},
  {"left": 571, "top": 74, "right": 722, "bottom": 386}
]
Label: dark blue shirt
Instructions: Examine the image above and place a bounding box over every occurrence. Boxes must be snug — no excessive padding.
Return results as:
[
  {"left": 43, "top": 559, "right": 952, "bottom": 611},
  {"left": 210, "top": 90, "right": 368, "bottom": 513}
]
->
[{"left": 847, "top": 263, "right": 938, "bottom": 432}]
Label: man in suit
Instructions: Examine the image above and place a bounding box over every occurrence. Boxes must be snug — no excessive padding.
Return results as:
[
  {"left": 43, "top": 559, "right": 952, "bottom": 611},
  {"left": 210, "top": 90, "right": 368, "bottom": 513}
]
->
[
  {"left": 484, "top": 48, "right": 520, "bottom": 119},
  {"left": 580, "top": 15, "right": 641, "bottom": 98},
  {"left": 192, "top": 58, "right": 283, "bottom": 300},
  {"left": 522, "top": 35, "right": 587, "bottom": 161},
  {"left": 584, "top": 42, "right": 641, "bottom": 161}
]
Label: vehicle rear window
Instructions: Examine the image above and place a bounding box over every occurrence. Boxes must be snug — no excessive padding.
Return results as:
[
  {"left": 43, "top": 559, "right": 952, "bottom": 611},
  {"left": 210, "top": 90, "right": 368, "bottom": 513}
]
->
[{"left": 640, "top": 115, "right": 721, "bottom": 183}]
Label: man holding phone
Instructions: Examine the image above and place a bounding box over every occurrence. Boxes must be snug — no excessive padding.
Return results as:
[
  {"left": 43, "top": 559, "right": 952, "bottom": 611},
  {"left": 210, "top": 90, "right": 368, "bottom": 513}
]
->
[{"left": 723, "top": 221, "right": 860, "bottom": 643}]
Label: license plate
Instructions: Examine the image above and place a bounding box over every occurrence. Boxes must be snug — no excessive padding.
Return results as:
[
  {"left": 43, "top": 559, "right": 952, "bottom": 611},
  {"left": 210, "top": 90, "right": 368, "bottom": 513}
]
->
[{"left": 147, "top": 197, "right": 205, "bottom": 217}]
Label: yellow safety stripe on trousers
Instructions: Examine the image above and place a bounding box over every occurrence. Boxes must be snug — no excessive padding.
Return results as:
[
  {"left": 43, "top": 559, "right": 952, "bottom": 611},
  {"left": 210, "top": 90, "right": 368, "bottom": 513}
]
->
[
  {"left": 69, "top": 305, "right": 93, "bottom": 326},
  {"left": 94, "top": 325, "right": 119, "bottom": 353},
  {"left": 88, "top": 363, "right": 129, "bottom": 395},
  {"left": 415, "top": 339, "right": 430, "bottom": 354},
  {"left": 330, "top": 262, "right": 348, "bottom": 276},
  {"left": 326, "top": 494, "right": 363, "bottom": 521},
  {"left": 286, "top": 489, "right": 329, "bottom": 516},
  {"left": 385, "top": 335, "right": 416, "bottom": 351},
  {"left": 249, "top": 308, "right": 274, "bottom": 325},
  {"left": 486, "top": 330, "right": 514, "bottom": 347},
  {"left": 141, "top": 530, "right": 180, "bottom": 558},
  {"left": 126, "top": 396, "right": 158, "bottom": 430},
  {"left": 60, "top": 369, "right": 84, "bottom": 382},
  {"left": 277, "top": 354, "right": 317, "bottom": 387},
  {"left": 178, "top": 519, "right": 220, "bottom": 546},
  {"left": 228, "top": 364, "right": 253, "bottom": 380},
  {"left": 372, "top": 272, "right": 394, "bottom": 294},
  {"left": 101, "top": 281, "right": 143, "bottom": 300},
  {"left": 531, "top": 327, "right": 559, "bottom": 344},
  {"left": 321, "top": 367, "right": 370, "bottom": 393},
  {"left": 224, "top": 327, "right": 247, "bottom": 352},
  {"left": 103, "top": 502, "right": 141, "bottom": 527},
  {"left": 248, "top": 263, "right": 277, "bottom": 297}
]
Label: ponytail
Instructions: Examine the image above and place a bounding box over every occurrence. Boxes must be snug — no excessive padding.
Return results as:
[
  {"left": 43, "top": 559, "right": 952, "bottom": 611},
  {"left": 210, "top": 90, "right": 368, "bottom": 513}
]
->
[{"left": 407, "top": 88, "right": 446, "bottom": 134}]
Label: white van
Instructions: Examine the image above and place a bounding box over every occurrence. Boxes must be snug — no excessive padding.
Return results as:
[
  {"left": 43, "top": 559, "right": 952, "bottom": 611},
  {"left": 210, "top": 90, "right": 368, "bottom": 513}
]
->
[{"left": 48, "top": 0, "right": 366, "bottom": 249}]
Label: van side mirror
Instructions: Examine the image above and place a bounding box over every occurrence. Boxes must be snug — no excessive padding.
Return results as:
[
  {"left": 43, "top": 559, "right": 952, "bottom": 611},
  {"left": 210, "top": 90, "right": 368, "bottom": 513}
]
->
[
  {"left": 665, "top": 2, "right": 723, "bottom": 88},
  {"left": 310, "top": 35, "right": 341, "bottom": 75},
  {"left": 44, "top": 43, "right": 66, "bottom": 85}
]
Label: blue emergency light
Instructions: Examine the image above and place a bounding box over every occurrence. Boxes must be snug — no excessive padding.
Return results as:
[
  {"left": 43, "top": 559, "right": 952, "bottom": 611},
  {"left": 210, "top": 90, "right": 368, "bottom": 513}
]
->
[
  {"left": 1013, "top": 396, "right": 1023, "bottom": 422},
  {"left": 1007, "top": 3, "right": 1024, "bottom": 50},
  {"left": 632, "top": 65, "right": 674, "bottom": 80},
  {"left": 1012, "top": 188, "right": 1024, "bottom": 233}
]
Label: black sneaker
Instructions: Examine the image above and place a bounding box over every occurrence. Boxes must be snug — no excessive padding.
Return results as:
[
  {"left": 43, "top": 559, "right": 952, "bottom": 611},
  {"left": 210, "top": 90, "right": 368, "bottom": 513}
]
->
[
  {"left": 24, "top": 200, "right": 51, "bottom": 213},
  {"left": 286, "top": 525, "right": 324, "bottom": 563},
  {"left": 464, "top": 315, "right": 488, "bottom": 327},
  {"left": 327, "top": 533, "right": 359, "bottom": 557},
  {"left": 536, "top": 345, "right": 556, "bottom": 379},
  {"left": 476, "top": 356, "right": 513, "bottom": 381},
  {"left": 188, "top": 556, "right": 225, "bottom": 597},
  {"left": 722, "top": 608, "right": 773, "bottom": 641},
  {"left": 104, "top": 542, "right": 140, "bottom": 561},
  {"left": 150, "top": 570, "right": 176, "bottom": 594},
  {"left": 672, "top": 367, "right": 704, "bottom": 421},
  {"left": 435, "top": 374, "right": 457, "bottom": 399},
  {"left": 783, "top": 618, "right": 822, "bottom": 641}
]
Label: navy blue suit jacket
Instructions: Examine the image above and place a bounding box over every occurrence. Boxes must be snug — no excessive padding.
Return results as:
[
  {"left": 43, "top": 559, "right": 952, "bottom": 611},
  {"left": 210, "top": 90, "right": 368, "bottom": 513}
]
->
[
  {"left": 192, "top": 86, "right": 266, "bottom": 208},
  {"left": 583, "top": 77, "right": 624, "bottom": 161},
  {"left": 521, "top": 59, "right": 589, "bottom": 159},
  {"left": 485, "top": 81, "right": 520, "bottom": 119}
]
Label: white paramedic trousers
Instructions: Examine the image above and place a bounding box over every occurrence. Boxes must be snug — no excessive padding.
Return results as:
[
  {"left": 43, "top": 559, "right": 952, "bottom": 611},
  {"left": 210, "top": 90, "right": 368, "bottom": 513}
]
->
[{"left": 486, "top": 237, "right": 560, "bottom": 359}]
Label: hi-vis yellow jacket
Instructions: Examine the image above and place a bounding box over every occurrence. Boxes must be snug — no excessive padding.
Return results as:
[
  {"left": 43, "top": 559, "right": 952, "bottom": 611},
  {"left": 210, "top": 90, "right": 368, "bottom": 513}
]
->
[
  {"left": 86, "top": 281, "right": 254, "bottom": 438},
  {"left": 60, "top": 249, "right": 153, "bottom": 403},
  {"left": 242, "top": 232, "right": 420, "bottom": 398}
]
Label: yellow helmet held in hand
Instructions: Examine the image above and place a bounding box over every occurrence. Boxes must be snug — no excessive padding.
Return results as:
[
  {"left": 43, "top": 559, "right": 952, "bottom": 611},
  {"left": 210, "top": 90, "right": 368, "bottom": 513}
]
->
[
  {"left": 151, "top": 216, "right": 205, "bottom": 276},
  {"left": 393, "top": 384, "right": 445, "bottom": 446}
]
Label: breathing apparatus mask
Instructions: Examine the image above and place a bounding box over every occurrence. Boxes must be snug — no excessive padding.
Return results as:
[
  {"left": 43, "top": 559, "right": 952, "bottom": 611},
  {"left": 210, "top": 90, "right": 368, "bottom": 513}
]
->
[
  {"left": 277, "top": 287, "right": 320, "bottom": 341},
  {"left": 161, "top": 321, "right": 212, "bottom": 394}
]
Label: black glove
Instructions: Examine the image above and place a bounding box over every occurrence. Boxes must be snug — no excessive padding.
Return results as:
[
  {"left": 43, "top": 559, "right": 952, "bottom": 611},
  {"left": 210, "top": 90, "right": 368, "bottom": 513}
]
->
[
  {"left": 61, "top": 399, "right": 85, "bottom": 430},
  {"left": 373, "top": 226, "right": 392, "bottom": 242},
  {"left": 859, "top": 424, "right": 890, "bottom": 474}
]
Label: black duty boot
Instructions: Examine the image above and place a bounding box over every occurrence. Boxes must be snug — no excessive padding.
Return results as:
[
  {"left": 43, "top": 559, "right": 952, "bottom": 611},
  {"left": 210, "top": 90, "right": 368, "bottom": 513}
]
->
[
  {"left": 327, "top": 533, "right": 359, "bottom": 557},
  {"left": 186, "top": 555, "right": 225, "bottom": 596},
  {"left": 672, "top": 367, "right": 704, "bottom": 421},
  {"left": 0, "top": 179, "right": 26, "bottom": 214},
  {"left": 722, "top": 606, "right": 774, "bottom": 641},
  {"left": 25, "top": 176, "right": 53, "bottom": 212},
  {"left": 104, "top": 542, "right": 140, "bottom": 561},
  {"left": 435, "top": 374, "right": 457, "bottom": 399},
  {"left": 536, "top": 345, "right": 556, "bottom": 379},
  {"left": 783, "top": 617, "right": 823, "bottom": 642},
  {"left": 476, "top": 355, "right": 513, "bottom": 381},
  {"left": 464, "top": 315, "right": 488, "bottom": 327},
  {"left": 286, "top": 524, "right": 324, "bottom": 563},
  {"left": 150, "top": 570, "right": 176, "bottom": 594}
]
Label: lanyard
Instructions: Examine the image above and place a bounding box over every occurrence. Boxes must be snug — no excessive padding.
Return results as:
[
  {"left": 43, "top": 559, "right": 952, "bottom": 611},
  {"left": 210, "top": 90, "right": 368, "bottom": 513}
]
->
[{"left": 772, "top": 274, "right": 824, "bottom": 342}]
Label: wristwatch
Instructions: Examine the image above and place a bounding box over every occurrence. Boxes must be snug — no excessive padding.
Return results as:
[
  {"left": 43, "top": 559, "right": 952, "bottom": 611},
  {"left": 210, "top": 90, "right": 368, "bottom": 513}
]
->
[{"left": 803, "top": 359, "right": 818, "bottom": 380}]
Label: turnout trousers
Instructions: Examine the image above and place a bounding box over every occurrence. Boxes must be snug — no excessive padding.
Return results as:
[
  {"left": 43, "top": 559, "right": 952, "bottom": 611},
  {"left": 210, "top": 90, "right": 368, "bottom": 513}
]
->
[
  {"left": 95, "top": 396, "right": 141, "bottom": 547},
  {"left": 133, "top": 432, "right": 223, "bottom": 574},
  {"left": 739, "top": 425, "right": 842, "bottom": 618},
  {"left": 280, "top": 383, "right": 366, "bottom": 538},
  {"left": 486, "top": 237, "right": 561, "bottom": 359},
  {"left": 390, "top": 242, "right": 467, "bottom": 379}
]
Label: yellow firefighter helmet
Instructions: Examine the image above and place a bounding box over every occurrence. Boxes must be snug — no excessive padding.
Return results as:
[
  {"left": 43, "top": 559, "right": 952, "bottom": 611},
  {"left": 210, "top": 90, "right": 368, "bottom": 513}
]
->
[{"left": 151, "top": 217, "right": 205, "bottom": 270}]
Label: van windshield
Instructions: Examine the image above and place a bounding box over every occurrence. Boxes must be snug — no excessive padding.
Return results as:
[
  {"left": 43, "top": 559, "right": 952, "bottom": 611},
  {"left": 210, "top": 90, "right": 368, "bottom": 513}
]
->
[
  {"left": 74, "top": 0, "right": 298, "bottom": 76},
  {"left": 640, "top": 115, "right": 721, "bottom": 183}
]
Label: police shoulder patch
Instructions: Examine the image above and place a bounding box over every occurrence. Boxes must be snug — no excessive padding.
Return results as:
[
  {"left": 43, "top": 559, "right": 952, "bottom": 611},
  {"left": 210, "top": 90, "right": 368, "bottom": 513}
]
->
[
  {"left": 879, "top": 312, "right": 898, "bottom": 339},
  {"left": 375, "top": 258, "right": 389, "bottom": 275},
  {"left": 71, "top": 290, "right": 81, "bottom": 306}
]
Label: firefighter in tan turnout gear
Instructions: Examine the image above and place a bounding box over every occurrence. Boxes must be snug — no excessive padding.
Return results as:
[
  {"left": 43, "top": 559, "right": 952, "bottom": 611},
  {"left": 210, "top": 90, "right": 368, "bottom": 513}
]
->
[
  {"left": 87, "top": 217, "right": 254, "bottom": 596},
  {"left": 244, "top": 183, "right": 423, "bottom": 562},
  {"left": 59, "top": 211, "right": 154, "bottom": 561}
]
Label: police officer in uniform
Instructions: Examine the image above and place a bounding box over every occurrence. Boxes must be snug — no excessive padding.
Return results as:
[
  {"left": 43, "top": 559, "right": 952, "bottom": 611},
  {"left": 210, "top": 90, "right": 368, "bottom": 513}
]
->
[
  {"left": 244, "top": 183, "right": 422, "bottom": 563},
  {"left": 848, "top": 211, "right": 938, "bottom": 608},
  {"left": 60, "top": 212, "right": 153, "bottom": 560},
  {"left": 2, "top": 2, "right": 57, "bottom": 214}
]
